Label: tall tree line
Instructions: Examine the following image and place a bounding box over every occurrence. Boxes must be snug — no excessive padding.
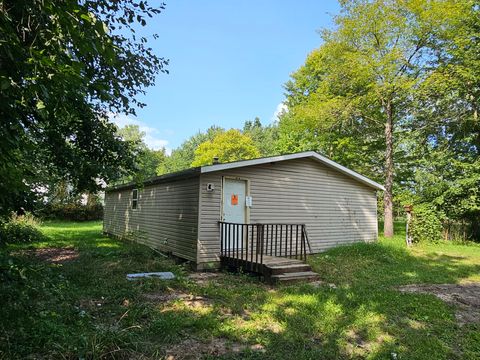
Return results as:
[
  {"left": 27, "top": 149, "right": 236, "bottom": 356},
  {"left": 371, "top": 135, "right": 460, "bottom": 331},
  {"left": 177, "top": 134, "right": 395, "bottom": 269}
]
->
[
  {"left": 0, "top": 0, "right": 166, "bottom": 215},
  {"left": 277, "top": 0, "right": 478, "bottom": 237},
  {"left": 156, "top": 119, "right": 278, "bottom": 174}
]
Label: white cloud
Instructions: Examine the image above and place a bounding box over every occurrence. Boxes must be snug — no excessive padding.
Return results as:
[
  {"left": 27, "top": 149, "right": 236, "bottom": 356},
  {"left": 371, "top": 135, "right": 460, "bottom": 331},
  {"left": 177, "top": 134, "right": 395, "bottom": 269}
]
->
[
  {"left": 271, "top": 102, "right": 288, "bottom": 122},
  {"left": 109, "top": 113, "right": 171, "bottom": 154}
]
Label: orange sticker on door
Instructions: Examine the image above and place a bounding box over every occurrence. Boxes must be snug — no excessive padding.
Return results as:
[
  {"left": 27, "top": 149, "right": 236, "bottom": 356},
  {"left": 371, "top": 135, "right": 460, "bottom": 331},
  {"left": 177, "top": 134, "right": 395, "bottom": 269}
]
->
[{"left": 231, "top": 194, "right": 238, "bottom": 205}]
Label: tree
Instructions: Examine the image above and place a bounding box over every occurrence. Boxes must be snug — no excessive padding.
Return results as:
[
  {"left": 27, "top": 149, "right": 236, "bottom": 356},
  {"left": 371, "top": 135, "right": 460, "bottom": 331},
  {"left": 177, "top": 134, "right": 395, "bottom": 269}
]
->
[
  {"left": 191, "top": 129, "right": 260, "bottom": 166},
  {"left": 0, "top": 0, "right": 167, "bottom": 214},
  {"left": 158, "top": 126, "right": 224, "bottom": 174},
  {"left": 277, "top": 72, "right": 386, "bottom": 185},
  {"left": 117, "top": 125, "right": 166, "bottom": 183},
  {"left": 159, "top": 121, "right": 277, "bottom": 174},
  {"left": 280, "top": 0, "right": 465, "bottom": 237},
  {"left": 405, "top": 1, "right": 480, "bottom": 239},
  {"left": 243, "top": 117, "right": 279, "bottom": 157}
]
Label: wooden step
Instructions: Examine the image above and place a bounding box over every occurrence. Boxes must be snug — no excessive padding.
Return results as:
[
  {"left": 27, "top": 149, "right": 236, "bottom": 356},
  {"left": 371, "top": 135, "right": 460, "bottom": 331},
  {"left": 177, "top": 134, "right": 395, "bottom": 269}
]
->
[
  {"left": 268, "top": 271, "right": 320, "bottom": 284},
  {"left": 264, "top": 263, "right": 313, "bottom": 275},
  {"left": 262, "top": 258, "right": 306, "bottom": 266}
]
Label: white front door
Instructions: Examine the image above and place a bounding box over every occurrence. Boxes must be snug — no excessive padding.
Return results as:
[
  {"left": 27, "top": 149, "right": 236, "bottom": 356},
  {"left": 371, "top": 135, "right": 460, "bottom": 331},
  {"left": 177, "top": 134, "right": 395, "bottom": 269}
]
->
[
  {"left": 222, "top": 178, "right": 247, "bottom": 250},
  {"left": 222, "top": 178, "right": 247, "bottom": 223}
]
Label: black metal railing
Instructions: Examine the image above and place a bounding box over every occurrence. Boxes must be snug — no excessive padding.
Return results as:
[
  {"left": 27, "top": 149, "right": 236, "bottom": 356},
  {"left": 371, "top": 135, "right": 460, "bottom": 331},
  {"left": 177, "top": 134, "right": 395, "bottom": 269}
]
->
[{"left": 219, "top": 221, "right": 312, "bottom": 271}]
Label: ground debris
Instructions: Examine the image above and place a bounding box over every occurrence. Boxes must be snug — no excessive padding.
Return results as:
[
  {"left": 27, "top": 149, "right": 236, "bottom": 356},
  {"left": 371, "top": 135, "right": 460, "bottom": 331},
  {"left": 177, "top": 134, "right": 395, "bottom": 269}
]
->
[
  {"left": 126, "top": 272, "right": 175, "bottom": 280},
  {"left": 344, "top": 329, "right": 391, "bottom": 357},
  {"left": 143, "top": 291, "right": 212, "bottom": 309},
  {"left": 187, "top": 272, "right": 223, "bottom": 285},
  {"left": 165, "top": 337, "right": 265, "bottom": 359},
  {"left": 20, "top": 247, "right": 79, "bottom": 263},
  {"left": 345, "top": 329, "right": 369, "bottom": 351},
  {"left": 398, "top": 283, "right": 480, "bottom": 325},
  {"left": 78, "top": 296, "right": 107, "bottom": 309},
  {"left": 309, "top": 280, "right": 338, "bottom": 289}
]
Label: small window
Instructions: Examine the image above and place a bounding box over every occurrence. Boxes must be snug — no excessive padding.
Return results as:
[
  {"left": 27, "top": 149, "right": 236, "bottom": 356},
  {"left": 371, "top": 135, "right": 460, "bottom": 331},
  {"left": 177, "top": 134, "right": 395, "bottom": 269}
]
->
[{"left": 132, "top": 189, "right": 138, "bottom": 209}]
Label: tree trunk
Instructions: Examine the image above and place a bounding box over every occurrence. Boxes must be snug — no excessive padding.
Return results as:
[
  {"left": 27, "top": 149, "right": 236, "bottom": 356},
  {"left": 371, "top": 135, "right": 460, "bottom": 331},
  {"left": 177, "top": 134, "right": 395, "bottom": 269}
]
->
[{"left": 383, "top": 99, "right": 394, "bottom": 238}]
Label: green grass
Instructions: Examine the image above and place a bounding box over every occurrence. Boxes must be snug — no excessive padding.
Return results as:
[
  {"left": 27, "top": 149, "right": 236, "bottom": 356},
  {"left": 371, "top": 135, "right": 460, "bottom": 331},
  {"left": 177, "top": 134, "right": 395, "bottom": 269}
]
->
[{"left": 1, "top": 220, "right": 480, "bottom": 359}]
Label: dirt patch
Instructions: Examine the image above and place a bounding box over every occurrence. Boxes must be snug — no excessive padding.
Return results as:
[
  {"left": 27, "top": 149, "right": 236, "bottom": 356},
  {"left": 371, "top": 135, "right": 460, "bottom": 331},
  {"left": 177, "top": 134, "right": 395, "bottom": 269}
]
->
[
  {"left": 344, "top": 330, "right": 391, "bottom": 357},
  {"left": 143, "top": 292, "right": 182, "bottom": 303},
  {"left": 398, "top": 283, "right": 480, "bottom": 325},
  {"left": 143, "top": 291, "right": 212, "bottom": 310},
  {"left": 264, "top": 320, "right": 283, "bottom": 334},
  {"left": 165, "top": 337, "right": 265, "bottom": 359},
  {"left": 28, "top": 247, "right": 79, "bottom": 263},
  {"left": 345, "top": 329, "right": 370, "bottom": 355},
  {"left": 78, "top": 296, "right": 107, "bottom": 310},
  {"left": 187, "top": 272, "right": 223, "bottom": 285},
  {"left": 309, "top": 280, "right": 338, "bottom": 289}
]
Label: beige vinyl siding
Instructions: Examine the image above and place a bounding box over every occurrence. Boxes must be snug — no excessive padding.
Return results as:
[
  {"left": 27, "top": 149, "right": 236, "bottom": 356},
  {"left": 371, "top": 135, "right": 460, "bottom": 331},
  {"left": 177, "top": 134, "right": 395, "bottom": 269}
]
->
[
  {"left": 198, "top": 158, "right": 378, "bottom": 265},
  {"left": 103, "top": 177, "right": 199, "bottom": 261}
]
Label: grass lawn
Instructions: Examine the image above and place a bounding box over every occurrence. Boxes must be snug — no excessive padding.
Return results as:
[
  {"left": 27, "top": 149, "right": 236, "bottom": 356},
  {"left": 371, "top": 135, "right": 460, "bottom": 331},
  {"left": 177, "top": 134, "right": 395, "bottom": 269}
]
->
[{"left": 1, "top": 221, "right": 480, "bottom": 359}]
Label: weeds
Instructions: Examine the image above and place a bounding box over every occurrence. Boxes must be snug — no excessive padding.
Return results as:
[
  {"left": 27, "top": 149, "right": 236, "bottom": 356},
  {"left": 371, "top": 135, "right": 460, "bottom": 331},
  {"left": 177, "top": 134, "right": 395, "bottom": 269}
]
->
[{"left": 0, "top": 221, "right": 479, "bottom": 359}]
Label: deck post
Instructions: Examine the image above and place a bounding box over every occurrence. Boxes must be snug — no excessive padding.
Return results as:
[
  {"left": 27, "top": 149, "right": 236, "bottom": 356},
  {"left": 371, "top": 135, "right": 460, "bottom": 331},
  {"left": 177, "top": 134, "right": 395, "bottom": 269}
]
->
[
  {"left": 236, "top": 223, "right": 239, "bottom": 268},
  {"left": 275, "top": 225, "right": 278, "bottom": 257},
  {"left": 228, "top": 223, "right": 231, "bottom": 259},
  {"left": 255, "top": 224, "right": 259, "bottom": 271},
  {"left": 220, "top": 222, "right": 223, "bottom": 257},
  {"left": 295, "top": 225, "right": 299, "bottom": 259},
  {"left": 264, "top": 225, "right": 267, "bottom": 256},
  {"left": 301, "top": 225, "right": 305, "bottom": 261},
  {"left": 289, "top": 225, "right": 293, "bottom": 258},
  {"left": 259, "top": 224, "right": 264, "bottom": 269},
  {"left": 279, "top": 224, "right": 283, "bottom": 257},
  {"left": 250, "top": 224, "right": 254, "bottom": 271}
]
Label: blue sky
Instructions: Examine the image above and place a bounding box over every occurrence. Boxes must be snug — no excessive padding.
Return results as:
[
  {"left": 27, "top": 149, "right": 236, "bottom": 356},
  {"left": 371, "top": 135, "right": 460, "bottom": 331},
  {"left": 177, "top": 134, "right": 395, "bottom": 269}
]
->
[{"left": 112, "top": 1, "right": 340, "bottom": 152}]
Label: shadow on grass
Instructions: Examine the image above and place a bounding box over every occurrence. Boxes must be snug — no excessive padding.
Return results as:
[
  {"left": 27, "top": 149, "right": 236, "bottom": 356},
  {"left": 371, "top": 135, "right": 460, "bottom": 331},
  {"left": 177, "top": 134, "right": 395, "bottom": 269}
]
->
[
  {"left": 309, "top": 240, "right": 480, "bottom": 288},
  {"left": 2, "top": 222, "right": 479, "bottom": 359},
  {"left": 135, "top": 239, "right": 479, "bottom": 359},
  {"left": 190, "top": 240, "right": 479, "bottom": 359},
  {"left": 250, "top": 241, "right": 478, "bottom": 359}
]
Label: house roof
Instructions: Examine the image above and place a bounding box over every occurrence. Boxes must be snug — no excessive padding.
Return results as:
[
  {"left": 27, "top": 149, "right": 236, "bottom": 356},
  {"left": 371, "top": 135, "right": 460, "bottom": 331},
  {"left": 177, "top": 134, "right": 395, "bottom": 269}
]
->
[
  {"left": 106, "top": 167, "right": 201, "bottom": 192},
  {"left": 201, "top": 151, "right": 384, "bottom": 191},
  {"left": 106, "top": 151, "right": 384, "bottom": 192}
]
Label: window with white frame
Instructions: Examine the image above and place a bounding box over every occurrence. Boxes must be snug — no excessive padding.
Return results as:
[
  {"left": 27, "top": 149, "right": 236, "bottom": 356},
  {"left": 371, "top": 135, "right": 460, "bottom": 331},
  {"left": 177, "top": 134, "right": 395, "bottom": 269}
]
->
[{"left": 132, "top": 189, "right": 138, "bottom": 209}]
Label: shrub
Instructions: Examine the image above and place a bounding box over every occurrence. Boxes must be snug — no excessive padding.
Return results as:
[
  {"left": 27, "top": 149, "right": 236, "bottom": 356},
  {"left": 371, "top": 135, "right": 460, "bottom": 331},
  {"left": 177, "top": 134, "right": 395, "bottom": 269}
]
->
[
  {"left": 443, "top": 219, "right": 480, "bottom": 242},
  {"left": 409, "top": 203, "right": 443, "bottom": 243},
  {"left": 39, "top": 203, "right": 103, "bottom": 221},
  {"left": 0, "top": 213, "right": 46, "bottom": 245}
]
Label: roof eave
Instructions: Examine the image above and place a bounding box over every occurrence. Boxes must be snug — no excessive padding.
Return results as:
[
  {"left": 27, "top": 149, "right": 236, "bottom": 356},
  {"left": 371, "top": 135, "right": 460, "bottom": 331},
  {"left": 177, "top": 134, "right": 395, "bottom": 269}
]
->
[
  {"left": 200, "top": 151, "right": 385, "bottom": 191},
  {"left": 105, "top": 167, "right": 201, "bottom": 193}
]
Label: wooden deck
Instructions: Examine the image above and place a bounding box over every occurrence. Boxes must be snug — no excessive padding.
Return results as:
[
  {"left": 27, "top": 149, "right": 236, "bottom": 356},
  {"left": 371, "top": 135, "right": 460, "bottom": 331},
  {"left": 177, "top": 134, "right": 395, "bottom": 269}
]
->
[
  {"left": 221, "top": 251, "right": 319, "bottom": 284},
  {"left": 219, "top": 222, "right": 317, "bottom": 283}
]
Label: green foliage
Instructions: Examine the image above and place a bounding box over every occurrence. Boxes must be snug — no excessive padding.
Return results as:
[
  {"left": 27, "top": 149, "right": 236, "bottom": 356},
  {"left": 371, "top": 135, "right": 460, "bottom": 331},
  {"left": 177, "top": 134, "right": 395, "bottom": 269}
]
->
[
  {"left": 0, "top": 213, "right": 46, "bottom": 245},
  {"left": 192, "top": 129, "right": 261, "bottom": 166},
  {"left": 35, "top": 182, "right": 104, "bottom": 221},
  {"left": 39, "top": 203, "right": 103, "bottom": 222},
  {"left": 116, "top": 124, "right": 167, "bottom": 183},
  {"left": 0, "top": 221, "right": 187, "bottom": 358},
  {"left": 242, "top": 117, "right": 279, "bottom": 157},
  {"left": 1, "top": 221, "right": 480, "bottom": 358},
  {"left": 412, "top": 158, "right": 480, "bottom": 221},
  {"left": 158, "top": 126, "right": 224, "bottom": 174},
  {"left": 407, "top": 3, "right": 480, "bottom": 238},
  {"left": 409, "top": 204, "right": 444, "bottom": 243},
  {"left": 0, "top": 0, "right": 167, "bottom": 214},
  {"left": 277, "top": 108, "right": 385, "bottom": 183},
  {"left": 279, "top": 0, "right": 473, "bottom": 236},
  {"left": 0, "top": 253, "right": 29, "bottom": 282},
  {"left": 159, "top": 121, "right": 279, "bottom": 175}
]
